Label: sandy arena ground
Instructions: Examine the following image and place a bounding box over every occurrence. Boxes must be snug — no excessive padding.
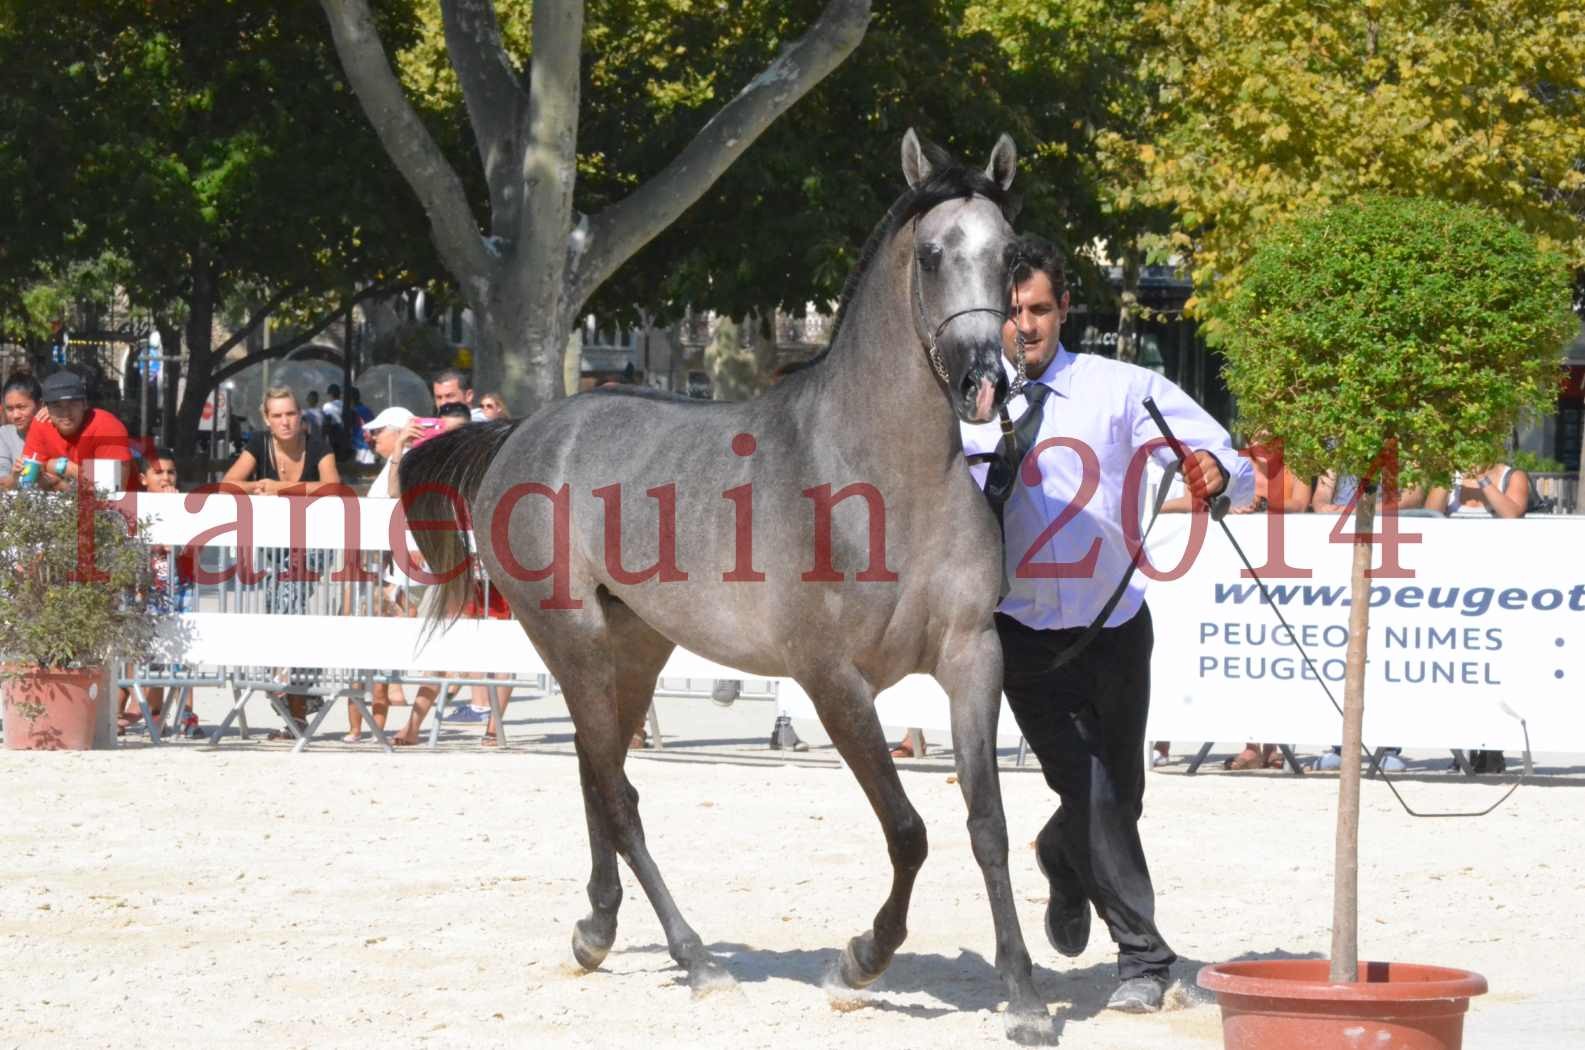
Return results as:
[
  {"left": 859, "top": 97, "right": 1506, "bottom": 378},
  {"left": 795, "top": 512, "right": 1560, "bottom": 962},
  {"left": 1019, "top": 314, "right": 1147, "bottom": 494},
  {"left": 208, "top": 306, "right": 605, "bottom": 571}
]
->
[{"left": 1, "top": 692, "right": 1581, "bottom": 1049}]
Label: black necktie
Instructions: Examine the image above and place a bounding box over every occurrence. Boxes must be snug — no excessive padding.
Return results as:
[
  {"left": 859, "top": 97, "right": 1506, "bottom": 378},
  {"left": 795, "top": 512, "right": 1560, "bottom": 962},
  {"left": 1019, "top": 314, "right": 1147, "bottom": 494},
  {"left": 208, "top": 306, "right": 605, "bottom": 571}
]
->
[{"left": 984, "top": 382, "right": 1049, "bottom": 514}]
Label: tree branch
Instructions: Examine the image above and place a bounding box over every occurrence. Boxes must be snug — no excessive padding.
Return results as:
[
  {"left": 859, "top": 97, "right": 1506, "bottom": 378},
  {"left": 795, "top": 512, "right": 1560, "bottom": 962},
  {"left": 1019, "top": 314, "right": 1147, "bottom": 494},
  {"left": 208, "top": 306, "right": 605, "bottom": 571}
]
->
[
  {"left": 321, "top": 0, "right": 491, "bottom": 285},
  {"left": 569, "top": 0, "right": 872, "bottom": 307},
  {"left": 208, "top": 283, "right": 404, "bottom": 388},
  {"left": 209, "top": 284, "right": 307, "bottom": 361},
  {"left": 440, "top": 0, "right": 526, "bottom": 228}
]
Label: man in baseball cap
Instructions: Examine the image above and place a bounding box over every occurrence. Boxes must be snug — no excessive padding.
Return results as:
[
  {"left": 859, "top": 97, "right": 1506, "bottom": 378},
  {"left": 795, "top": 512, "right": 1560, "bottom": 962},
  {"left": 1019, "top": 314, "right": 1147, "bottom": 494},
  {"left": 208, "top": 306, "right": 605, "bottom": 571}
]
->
[{"left": 23, "top": 370, "right": 134, "bottom": 491}]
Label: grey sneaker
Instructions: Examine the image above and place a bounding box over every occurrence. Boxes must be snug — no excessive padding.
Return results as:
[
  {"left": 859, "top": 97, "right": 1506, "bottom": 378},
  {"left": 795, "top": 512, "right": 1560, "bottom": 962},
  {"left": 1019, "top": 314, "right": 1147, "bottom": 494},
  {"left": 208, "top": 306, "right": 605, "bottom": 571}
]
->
[
  {"left": 1106, "top": 975, "right": 1166, "bottom": 1013},
  {"left": 1380, "top": 752, "right": 1407, "bottom": 772},
  {"left": 711, "top": 680, "right": 741, "bottom": 707}
]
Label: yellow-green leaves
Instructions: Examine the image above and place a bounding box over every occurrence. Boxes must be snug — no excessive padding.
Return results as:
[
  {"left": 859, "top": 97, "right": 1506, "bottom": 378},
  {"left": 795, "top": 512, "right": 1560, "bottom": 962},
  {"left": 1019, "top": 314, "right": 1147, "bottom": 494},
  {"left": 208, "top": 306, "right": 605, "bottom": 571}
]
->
[{"left": 1104, "top": 0, "right": 1585, "bottom": 323}]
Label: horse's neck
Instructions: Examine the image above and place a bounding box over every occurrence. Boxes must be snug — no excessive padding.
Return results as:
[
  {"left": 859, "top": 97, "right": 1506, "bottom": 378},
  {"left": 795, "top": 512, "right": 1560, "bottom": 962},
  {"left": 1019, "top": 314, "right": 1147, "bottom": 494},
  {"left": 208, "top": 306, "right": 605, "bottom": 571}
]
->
[{"left": 808, "top": 234, "right": 964, "bottom": 474}]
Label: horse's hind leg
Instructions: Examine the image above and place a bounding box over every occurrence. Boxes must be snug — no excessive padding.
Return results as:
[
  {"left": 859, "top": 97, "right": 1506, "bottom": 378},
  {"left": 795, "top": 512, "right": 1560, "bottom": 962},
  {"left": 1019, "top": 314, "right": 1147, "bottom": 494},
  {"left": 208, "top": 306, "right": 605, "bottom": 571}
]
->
[
  {"left": 570, "top": 738, "right": 629, "bottom": 971},
  {"left": 936, "top": 625, "right": 1056, "bottom": 1045},
  {"left": 558, "top": 599, "right": 735, "bottom": 995},
  {"left": 796, "top": 665, "right": 928, "bottom": 990}
]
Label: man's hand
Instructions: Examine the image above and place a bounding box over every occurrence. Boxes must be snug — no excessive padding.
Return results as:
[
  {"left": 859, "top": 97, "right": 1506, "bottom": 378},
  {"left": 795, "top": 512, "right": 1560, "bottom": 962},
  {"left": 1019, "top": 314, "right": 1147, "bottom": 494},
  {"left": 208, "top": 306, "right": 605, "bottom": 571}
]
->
[{"left": 1183, "top": 449, "right": 1228, "bottom": 504}]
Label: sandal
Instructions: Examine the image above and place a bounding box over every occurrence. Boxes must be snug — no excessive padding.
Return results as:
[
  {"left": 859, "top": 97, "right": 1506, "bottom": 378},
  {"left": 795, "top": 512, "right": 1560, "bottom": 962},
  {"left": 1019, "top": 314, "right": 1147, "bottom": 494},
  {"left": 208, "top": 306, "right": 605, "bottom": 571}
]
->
[
  {"left": 890, "top": 739, "right": 919, "bottom": 759},
  {"left": 1223, "top": 747, "right": 1263, "bottom": 771},
  {"left": 341, "top": 733, "right": 363, "bottom": 744}
]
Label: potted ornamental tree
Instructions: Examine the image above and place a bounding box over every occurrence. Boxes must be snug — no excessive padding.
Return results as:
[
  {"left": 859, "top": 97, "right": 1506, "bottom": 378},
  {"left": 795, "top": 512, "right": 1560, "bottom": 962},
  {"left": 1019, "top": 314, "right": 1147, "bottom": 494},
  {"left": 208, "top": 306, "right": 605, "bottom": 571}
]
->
[
  {"left": 1196, "top": 196, "right": 1575, "bottom": 1049},
  {"left": 0, "top": 488, "right": 157, "bottom": 750}
]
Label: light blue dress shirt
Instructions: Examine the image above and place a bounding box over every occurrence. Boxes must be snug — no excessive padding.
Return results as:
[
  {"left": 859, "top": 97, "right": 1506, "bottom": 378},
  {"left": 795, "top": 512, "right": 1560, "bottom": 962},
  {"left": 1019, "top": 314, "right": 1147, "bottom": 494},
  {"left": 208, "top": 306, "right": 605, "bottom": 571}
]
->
[{"left": 962, "top": 345, "right": 1254, "bottom": 631}]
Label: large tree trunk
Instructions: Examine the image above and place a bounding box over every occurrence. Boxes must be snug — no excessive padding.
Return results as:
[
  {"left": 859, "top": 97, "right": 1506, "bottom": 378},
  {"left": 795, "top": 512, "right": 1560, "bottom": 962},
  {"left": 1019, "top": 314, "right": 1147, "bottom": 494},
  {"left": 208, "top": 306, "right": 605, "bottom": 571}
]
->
[
  {"left": 321, "top": 0, "right": 871, "bottom": 419},
  {"left": 169, "top": 251, "right": 217, "bottom": 465},
  {"left": 1330, "top": 486, "right": 1376, "bottom": 983}
]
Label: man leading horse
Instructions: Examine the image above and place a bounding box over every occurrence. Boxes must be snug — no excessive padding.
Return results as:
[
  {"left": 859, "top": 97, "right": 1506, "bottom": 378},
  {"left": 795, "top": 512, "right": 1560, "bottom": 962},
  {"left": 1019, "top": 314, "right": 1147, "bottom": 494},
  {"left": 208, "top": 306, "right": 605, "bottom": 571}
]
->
[{"left": 962, "top": 235, "right": 1253, "bottom": 1011}]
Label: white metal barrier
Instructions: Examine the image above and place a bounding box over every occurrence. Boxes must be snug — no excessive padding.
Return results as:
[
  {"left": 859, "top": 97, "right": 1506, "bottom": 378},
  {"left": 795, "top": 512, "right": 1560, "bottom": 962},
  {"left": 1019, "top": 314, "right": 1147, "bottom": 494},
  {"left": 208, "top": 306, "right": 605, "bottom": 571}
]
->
[{"left": 121, "top": 492, "right": 1585, "bottom": 755}]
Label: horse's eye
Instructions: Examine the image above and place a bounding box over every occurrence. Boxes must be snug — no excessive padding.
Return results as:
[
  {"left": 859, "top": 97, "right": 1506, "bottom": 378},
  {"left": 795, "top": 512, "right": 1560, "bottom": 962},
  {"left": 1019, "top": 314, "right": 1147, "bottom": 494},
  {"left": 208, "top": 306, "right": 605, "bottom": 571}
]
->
[{"left": 917, "top": 244, "right": 943, "bottom": 273}]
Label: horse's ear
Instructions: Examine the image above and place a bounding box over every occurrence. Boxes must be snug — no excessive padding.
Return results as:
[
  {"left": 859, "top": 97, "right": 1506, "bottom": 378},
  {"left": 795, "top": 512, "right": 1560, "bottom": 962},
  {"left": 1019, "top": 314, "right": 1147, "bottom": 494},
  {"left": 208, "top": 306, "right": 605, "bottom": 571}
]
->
[
  {"left": 901, "top": 128, "right": 934, "bottom": 188},
  {"left": 986, "top": 134, "right": 1017, "bottom": 191}
]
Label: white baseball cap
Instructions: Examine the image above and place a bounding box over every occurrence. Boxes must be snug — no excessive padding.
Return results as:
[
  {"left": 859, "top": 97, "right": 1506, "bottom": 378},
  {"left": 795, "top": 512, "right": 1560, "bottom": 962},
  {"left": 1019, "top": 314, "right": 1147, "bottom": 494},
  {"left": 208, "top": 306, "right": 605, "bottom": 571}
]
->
[{"left": 366, "top": 406, "right": 415, "bottom": 432}]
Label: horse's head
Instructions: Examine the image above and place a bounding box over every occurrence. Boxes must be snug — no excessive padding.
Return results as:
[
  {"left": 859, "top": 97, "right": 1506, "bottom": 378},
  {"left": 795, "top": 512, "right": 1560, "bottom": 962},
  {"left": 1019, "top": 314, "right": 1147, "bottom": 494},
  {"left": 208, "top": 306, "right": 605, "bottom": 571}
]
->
[{"left": 901, "top": 129, "right": 1019, "bottom": 425}]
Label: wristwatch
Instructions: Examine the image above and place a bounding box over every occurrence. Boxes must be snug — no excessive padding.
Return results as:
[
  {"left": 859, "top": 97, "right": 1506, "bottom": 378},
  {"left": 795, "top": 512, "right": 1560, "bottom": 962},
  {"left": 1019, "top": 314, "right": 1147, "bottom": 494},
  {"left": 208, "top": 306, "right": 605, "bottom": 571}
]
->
[{"left": 1476, "top": 476, "right": 1491, "bottom": 489}]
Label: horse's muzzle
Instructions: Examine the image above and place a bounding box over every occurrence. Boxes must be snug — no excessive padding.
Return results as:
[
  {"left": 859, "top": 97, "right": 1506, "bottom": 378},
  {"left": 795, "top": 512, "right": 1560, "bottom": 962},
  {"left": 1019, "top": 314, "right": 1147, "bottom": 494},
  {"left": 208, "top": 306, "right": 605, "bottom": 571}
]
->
[{"left": 961, "top": 365, "right": 1009, "bottom": 423}]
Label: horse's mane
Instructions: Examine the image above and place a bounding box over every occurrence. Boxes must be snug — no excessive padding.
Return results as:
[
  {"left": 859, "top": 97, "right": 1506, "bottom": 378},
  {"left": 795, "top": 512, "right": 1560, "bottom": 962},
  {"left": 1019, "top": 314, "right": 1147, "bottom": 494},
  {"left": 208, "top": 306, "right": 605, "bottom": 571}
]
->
[{"left": 821, "top": 146, "right": 1020, "bottom": 355}]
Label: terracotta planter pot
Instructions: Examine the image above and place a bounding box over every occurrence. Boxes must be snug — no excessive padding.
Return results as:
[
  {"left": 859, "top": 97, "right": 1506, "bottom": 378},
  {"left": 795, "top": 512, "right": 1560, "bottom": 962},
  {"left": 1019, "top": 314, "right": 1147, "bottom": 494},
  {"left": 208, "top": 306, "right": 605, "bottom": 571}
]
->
[
  {"left": 3, "top": 667, "right": 104, "bottom": 751},
  {"left": 1198, "top": 959, "right": 1486, "bottom": 1050}
]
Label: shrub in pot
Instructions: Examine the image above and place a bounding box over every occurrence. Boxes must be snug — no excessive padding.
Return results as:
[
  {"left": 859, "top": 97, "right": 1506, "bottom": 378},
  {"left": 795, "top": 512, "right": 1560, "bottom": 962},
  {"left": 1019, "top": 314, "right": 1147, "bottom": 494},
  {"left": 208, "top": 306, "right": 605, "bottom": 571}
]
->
[
  {"left": 0, "top": 488, "right": 157, "bottom": 750},
  {"left": 1197, "top": 196, "right": 1575, "bottom": 1049}
]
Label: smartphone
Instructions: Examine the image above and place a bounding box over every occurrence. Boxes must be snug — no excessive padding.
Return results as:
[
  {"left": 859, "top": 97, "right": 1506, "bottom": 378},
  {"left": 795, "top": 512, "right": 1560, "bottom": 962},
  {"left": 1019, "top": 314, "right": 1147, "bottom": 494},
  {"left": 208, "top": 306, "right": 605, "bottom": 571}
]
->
[{"left": 410, "top": 417, "right": 447, "bottom": 447}]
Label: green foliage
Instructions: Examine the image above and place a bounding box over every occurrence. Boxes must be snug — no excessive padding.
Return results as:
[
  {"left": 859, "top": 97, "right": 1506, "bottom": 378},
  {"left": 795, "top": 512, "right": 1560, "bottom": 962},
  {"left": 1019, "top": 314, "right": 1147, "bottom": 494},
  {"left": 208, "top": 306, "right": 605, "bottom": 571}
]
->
[
  {"left": 0, "top": 491, "right": 157, "bottom": 671},
  {"left": 1510, "top": 449, "right": 1566, "bottom": 474},
  {"left": 1208, "top": 196, "right": 1576, "bottom": 487},
  {"left": 1107, "top": 0, "right": 1585, "bottom": 326}
]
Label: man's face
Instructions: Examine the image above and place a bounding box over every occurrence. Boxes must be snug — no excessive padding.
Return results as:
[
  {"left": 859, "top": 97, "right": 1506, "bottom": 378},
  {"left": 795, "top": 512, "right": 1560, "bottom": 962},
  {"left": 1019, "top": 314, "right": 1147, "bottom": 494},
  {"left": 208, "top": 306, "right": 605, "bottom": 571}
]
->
[
  {"left": 141, "top": 458, "right": 178, "bottom": 493},
  {"left": 432, "top": 379, "right": 472, "bottom": 410},
  {"left": 3, "top": 389, "right": 39, "bottom": 431},
  {"left": 1003, "top": 270, "right": 1069, "bottom": 380},
  {"left": 48, "top": 398, "right": 88, "bottom": 438}
]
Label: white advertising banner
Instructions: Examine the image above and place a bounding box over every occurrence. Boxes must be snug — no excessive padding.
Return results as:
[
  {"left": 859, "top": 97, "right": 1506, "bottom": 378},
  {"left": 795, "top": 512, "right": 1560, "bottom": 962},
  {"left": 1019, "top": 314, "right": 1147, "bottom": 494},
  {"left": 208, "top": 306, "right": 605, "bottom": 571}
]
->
[
  {"left": 1143, "top": 513, "right": 1582, "bottom": 753},
  {"left": 129, "top": 493, "right": 1583, "bottom": 753}
]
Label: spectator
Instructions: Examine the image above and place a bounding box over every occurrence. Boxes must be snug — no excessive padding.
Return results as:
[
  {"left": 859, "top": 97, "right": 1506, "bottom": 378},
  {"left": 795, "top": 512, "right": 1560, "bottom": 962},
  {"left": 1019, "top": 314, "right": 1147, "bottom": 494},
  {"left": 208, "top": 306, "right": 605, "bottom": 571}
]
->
[
  {"left": 0, "top": 371, "right": 47, "bottom": 490},
  {"left": 433, "top": 401, "right": 510, "bottom": 740},
  {"left": 221, "top": 387, "right": 341, "bottom": 495},
  {"left": 342, "top": 405, "right": 446, "bottom": 745},
  {"left": 301, "top": 390, "right": 325, "bottom": 441},
  {"left": 478, "top": 392, "right": 511, "bottom": 421},
  {"left": 432, "top": 367, "right": 487, "bottom": 422},
  {"left": 323, "top": 383, "right": 344, "bottom": 426},
  {"left": 347, "top": 386, "right": 375, "bottom": 464},
  {"left": 21, "top": 371, "right": 133, "bottom": 492},
  {"left": 1425, "top": 462, "right": 1530, "bottom": 773},
  {"left": 117, "top": 449, "right": 197, "bottom": 736},
  {"left": 1222, "top": 439, "right": 1311, "bottom": 769},
  {"left": 437, "top": 401, "right": 472, "bottom": 428},
  {"left": 320, "top": 383, "right": 352, "bottom": 462},
  {"left": 221, "top": 387, "right": 342, "bottom": 739}
]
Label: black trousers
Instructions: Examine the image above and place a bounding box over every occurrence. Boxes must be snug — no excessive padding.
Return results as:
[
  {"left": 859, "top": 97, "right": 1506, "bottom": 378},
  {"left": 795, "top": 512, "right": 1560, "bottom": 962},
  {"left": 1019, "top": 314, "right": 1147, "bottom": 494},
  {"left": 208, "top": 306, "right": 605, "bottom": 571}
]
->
[{"left": 997, "top": 604, "right": 1176, "bottom": 981}]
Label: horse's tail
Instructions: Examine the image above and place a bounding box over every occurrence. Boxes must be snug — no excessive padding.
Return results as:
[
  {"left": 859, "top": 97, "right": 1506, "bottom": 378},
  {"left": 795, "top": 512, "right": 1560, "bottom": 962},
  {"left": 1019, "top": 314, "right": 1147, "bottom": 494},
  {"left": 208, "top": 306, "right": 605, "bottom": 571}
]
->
[{"left": 397, "top": 419, "right": 523, "bottom": 637}]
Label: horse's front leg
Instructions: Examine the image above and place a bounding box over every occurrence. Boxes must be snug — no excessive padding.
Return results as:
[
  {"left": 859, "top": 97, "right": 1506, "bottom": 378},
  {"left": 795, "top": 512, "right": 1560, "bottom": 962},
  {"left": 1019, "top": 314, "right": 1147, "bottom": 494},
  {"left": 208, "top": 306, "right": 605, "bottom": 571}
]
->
[
  {"left": 936, "top": 624, "right": 1057, "bottom": 1046},
  {"left": 796, "top": 665, "right": 927, "bottom": 989}
]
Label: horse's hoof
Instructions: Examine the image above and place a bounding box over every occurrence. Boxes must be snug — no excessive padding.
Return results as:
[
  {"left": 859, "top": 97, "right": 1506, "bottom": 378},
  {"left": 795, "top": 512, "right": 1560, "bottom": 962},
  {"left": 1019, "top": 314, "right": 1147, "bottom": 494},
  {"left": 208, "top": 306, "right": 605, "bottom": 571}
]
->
[
  {"left": 1004, "top": 1007, "right": 1059, "bottom": 1046},
  {"left": 687, "top": 956, "right": 738, "bottom": 998},
  {"left": 571, "top": 919, "right": 611, "bottom": 971},
  {"left": 837, "top": 937, "right": 883, "bottom": 990}
]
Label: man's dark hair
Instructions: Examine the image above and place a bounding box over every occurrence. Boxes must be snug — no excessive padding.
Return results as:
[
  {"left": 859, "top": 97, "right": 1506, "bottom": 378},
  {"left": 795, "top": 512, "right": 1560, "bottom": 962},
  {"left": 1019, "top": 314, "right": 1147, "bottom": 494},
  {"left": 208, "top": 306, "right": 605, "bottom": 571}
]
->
[
  {"left": 151, "top": 447, "right": 177, "bottom": 462},
  {"left": 437, "top": 401, "right": 472, "bottom": 421},
  {"left": 2, "top": 371, "right": 43, "bottom": 404},
  {"left": 306, "top": 390, "right": 320, "bottom": 406},
  {"left": 432, "top": 367, "right": 471, "bottom": 390},
  {"left": 328, "top": 383, "right": 341, "bottom": 398},
  {"left": 347, "top": 385, "right": 361, "bottom": 403},
  {"left": 1011, "top": 234, "right": 1067, "bottom": 296}
]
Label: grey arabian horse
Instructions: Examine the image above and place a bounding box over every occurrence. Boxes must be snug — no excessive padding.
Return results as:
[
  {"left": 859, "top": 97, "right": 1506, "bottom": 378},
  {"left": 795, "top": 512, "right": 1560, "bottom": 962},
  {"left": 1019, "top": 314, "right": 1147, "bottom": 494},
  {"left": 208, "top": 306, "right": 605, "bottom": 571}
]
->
[{"left": 401, "top": 131, "right": 1056, "bottom": 1044}]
